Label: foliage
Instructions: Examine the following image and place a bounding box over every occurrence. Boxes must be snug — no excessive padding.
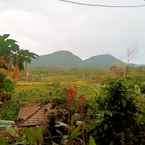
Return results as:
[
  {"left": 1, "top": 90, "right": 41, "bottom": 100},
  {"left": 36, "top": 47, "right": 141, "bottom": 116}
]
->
[
  {"left": 65, "top": 122, "right": 86, "bottom": 145},
  {"left": 2, "top": 78, "right": 14, "bottom": 93},
  {"left": 67, "top": 86, "right": 77, "bottom": 111},
  {"left": 139, "top": 81, "right": 145, "bottom": 95},
  {"left": 2, "top": 64, "right": 145, "bottom": 145},
  {"left": 0, "top": 72, "right": 6, "bottom": 83},
  {"left": 89, "top": 136, "right": 96, "bottom": 145},
  {"left": 91, "top": 78, "right": 145, "bottom": 145},
  {"left": 0, "top": 71, "right": 14, "bottom": 93},
  {"left": 16, "top": 128, "right": 44, "bottom": 145},
  {"left": 77, "top": 95, "right": 86, "bottom": 115},
  {"left": 0, "top": 71, "right": 14, "bottom": 103},
  {"left": 0, "top": 34, "right": 19, "bottom": 69},
  {"left": 0, "top": 99, "right": 20, "bottom": 120},
  {"left": 0, "top": 34, "right": 38, "bottom": 81},
  {"left": 49, "top": 81, "right": 67, "bottom": 104},
  {"left": 0, "top": 138, "right": 8, "bottom": 145}
]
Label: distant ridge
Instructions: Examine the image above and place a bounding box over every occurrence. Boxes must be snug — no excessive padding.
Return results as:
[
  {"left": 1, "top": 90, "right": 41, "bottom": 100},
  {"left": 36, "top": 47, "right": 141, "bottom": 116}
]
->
[
  {"left": 31, "top": 50, "right": 82, "bottom": 68},
  {"left": 31, "top": 50, "right": 123, "bottom": 68},
  {"left": 79, "top": 54, "right": 123, "bottom": 68}
]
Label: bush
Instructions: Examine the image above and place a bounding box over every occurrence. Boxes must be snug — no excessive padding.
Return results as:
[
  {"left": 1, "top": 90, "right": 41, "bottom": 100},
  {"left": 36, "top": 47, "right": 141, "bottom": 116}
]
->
[
  {"left": 0, "top": 79, "right": 14, "bottom": 103},
  {"left": 140, "top": 82, "right": 145, "bottom": 95},
  {"left": 3, "top": 78, "right": 14, "bottom": 93},
  {"left": 49, "top": 81, "right": 67, "bottom": 104},
  {"left": 17, "top": 128, "right": 44, "bottom": 145},
  {"left": 91, "top": 78, "right": 145, "bottom": 145},
  {"left": 0, "top": 72, "right": 6, "bottom": 83},
  {"left": 0, "top": 138, "right": 8, "bottom": 145},
  {"left": 0, "top": 72, "right": 14, "bottom": 103},
  {"left": 0, "top": 100, "right": 20, "bottom": 120},
  {"left": 0, "top": 72, "right": 6, "bottom": 90}
]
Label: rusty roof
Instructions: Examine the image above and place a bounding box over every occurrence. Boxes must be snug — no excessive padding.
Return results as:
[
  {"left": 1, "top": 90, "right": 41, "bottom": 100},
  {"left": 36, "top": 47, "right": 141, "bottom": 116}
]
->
[{"left": 17, "top": 103, "right": 50, "bottom": 127}]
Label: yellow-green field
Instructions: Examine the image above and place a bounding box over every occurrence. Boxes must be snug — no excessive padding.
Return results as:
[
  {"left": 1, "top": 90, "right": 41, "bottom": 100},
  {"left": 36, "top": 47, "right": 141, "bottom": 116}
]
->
[
  {"left": 15, "top": 68, "right": 145, "bottom": 103},
  {"left": 15, "top": 72, "right": 99, "bottom": 103}
]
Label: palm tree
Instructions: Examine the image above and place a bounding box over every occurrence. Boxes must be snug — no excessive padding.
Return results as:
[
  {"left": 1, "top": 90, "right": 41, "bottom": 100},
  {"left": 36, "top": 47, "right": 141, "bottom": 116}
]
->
[
  {"left": 0, "top": 34, "right": 19, "bottom": 71},
  {"left": 13, "top": 49, "right": 38, "bottom": 80},
  {"left": 0, "top": 34, "right": 38, "bottom": 80},
  {"left": 22, "top": 50, "right": 38, "bottom": 80}
]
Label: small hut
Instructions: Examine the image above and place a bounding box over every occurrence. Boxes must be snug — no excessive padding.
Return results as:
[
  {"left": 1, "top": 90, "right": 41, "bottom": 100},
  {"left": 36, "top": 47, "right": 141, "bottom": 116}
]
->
[{"left": 17, "top": 103, "right": 52, "bottom": 128}]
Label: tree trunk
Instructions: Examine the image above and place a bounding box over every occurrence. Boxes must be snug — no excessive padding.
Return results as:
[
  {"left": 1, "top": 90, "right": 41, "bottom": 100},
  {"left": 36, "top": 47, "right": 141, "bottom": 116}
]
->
[
  {"left": 25, "top": 63, "right": 30, "bottom": 81},
  {"left": 13, "top": 64, "right": 20, "bottom": 81}
]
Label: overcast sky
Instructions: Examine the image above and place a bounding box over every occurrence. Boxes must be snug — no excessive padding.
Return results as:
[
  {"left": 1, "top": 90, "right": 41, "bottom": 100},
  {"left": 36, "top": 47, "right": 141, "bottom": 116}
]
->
[{"left": 0, "top": 0, "right": 145, "bottom": 64}]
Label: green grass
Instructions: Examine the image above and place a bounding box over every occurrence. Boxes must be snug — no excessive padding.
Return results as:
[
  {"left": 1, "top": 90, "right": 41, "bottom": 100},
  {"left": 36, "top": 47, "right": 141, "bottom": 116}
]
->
[{"left": 15, "top": 70, "right": 101, "bottom": 104}]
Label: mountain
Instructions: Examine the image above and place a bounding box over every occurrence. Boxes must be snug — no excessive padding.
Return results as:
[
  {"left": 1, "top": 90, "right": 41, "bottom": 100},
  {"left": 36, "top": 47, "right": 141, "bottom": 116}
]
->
[
  {"left": 79, "top": 54, "right": 123, "bottom": 68},
  {"left": 31, "top": 51, "right": 123, "bottom": 69},
  {"left": 31, "top": 50, "right": 82, "bottom": 68}
]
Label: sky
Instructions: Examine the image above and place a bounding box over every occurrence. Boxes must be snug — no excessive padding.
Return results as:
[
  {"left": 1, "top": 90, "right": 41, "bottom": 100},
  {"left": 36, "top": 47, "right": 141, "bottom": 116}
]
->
[{"left": 0, "top": 0, "right": 145, "bottom": 64}]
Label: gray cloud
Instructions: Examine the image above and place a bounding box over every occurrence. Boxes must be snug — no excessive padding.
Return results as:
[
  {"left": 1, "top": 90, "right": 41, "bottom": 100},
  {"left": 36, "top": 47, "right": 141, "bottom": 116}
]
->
[{"left": 0, "top": 0, "right": 145, "bottom": 64}]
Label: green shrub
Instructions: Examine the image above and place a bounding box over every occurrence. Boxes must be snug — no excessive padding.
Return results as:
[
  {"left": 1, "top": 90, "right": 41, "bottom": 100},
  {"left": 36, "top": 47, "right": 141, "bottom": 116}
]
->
[
  {"left": 3, "top": 78, "right": 14, "bottom": 93},
  {"left": 49, "top": 81, "right": 67, "bottom": 104},
  {"left": 140, "top": 82, "right": 145, "bottom": 94},
  {"left": 0, "top": 72, "right": 6, "bottom": 91},
  {"left": 0, "top": 100, "right": 20, "bottom": 120},
  {"left": 0, "top": 138, "right": 8, "bottom": 145},
  {"left": 91, "top": 78, "right": 145, "bottom": 145},
  {"left": 0, "top": 72, "right": 6, "bottom": 83},
  {"left": 17, "top": 128, "right": 44, "bottom": 145},
  {"left": 0, "top": 71, "right": 15, "bottom": 103}
]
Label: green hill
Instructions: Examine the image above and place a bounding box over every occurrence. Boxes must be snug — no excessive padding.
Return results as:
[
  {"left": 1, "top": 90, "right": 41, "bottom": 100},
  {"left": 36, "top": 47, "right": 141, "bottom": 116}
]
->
[
  {"left": 31, "top": 50, "right": 82, "bottom": 68},
  {"left": 31, "top": 51, "right": 123, "bottom": 69},
  {"left": 79, "top": 54, "right": 123, "bottom": 68}
]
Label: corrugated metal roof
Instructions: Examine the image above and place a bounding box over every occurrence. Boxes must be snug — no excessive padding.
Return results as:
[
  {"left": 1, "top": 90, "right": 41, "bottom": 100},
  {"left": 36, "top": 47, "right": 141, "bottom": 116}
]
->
[{"left": 17, "top": 103, "right": 52, "bottom": 127}]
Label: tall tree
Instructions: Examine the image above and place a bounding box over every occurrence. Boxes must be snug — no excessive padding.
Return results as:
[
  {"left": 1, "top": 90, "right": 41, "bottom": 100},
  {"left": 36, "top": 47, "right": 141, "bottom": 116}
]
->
[
  {"left": 0, "top": 34, "right": 19, "bottom": 70},
  {"left": 13, "top": 49, "right": 38, "bottom": 80},
  {"left": 0, "top": 34, "right": 38, "bottom": 80}
]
